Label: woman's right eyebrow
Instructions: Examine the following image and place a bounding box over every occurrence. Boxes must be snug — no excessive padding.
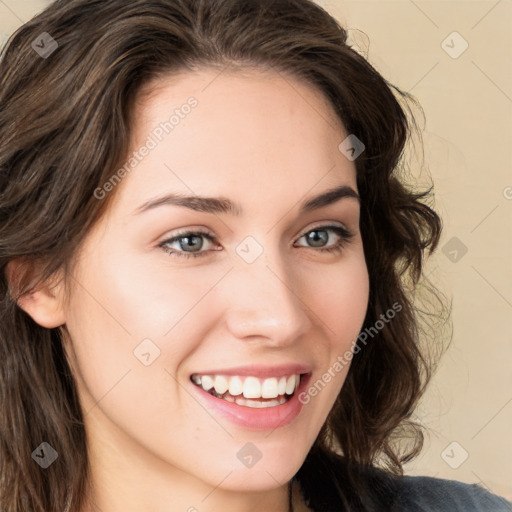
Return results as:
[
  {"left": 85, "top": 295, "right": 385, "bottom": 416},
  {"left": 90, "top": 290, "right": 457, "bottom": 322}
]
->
[{"left": 131, "top": 184, "right": 360, "bottom": 217}]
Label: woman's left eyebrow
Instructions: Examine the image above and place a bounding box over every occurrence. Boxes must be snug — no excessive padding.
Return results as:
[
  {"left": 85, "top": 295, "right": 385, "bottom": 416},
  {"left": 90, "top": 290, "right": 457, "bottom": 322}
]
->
[{"left": 132, "top": 184, "right": 360, "bottom": 217}]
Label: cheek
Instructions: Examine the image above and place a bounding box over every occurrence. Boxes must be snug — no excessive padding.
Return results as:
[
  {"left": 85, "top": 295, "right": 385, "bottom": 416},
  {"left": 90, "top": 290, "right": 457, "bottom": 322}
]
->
[
  {"left": 62, "top": 260, "right": 191, "bottom": 436},
  {"left": 70, "top": 246, "right": 211, "bottom": 342},
  {"left": 63, "top": 250, "right": 224, "bottom": 387},
  {"left": 303, "top": 255, "right": 369, "bottom": 402},
  {"left": 299, "top": 271, "right": 368, "bottom": 424},
  {"left": 310, "top": 255, "right": 370, "bottom": 346}
]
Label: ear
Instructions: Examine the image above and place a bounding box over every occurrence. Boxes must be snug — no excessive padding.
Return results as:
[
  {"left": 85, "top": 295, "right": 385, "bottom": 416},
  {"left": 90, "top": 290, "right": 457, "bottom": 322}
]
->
[{"left": 6, "top": 257, "right": 66, "bottom": 328}]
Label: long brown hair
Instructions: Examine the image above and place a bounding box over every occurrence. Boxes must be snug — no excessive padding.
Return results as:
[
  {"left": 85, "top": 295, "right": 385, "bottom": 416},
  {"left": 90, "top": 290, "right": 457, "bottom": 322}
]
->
[{"left": 0, "top": 0, "right": 450, "bottom": 510}]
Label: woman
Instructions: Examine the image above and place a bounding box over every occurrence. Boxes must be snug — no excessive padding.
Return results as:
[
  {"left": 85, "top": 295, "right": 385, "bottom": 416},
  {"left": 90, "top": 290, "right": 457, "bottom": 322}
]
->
[{"left": 0, "top": 0, "right": 510, "bottom": 511}]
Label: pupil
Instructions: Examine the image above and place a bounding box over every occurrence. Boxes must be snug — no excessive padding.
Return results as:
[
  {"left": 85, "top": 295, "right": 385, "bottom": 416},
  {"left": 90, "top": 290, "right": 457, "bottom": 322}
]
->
[
  {"left": 308, "top": 230, "right": 327, "bottom": 247},
  {"left": 181, "top": 235, "right": 202, "bottom": 251}
]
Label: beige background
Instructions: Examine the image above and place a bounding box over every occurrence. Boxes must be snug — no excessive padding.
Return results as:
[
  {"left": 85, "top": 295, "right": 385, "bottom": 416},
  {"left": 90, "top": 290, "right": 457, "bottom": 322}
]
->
[{"left": 1, "top": 0, "right": 511, "bottom": 500}]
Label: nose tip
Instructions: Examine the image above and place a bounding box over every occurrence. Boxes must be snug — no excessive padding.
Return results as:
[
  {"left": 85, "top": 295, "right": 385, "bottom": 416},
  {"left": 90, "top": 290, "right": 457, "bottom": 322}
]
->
[{"left": 224, "top": 263, "right": 312, "bottom": 346}]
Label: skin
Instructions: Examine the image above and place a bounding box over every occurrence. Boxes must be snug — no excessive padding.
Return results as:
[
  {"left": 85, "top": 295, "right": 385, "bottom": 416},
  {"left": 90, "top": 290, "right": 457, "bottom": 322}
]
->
[{"left": 15, "top": 67, "right": 370, "bottom": 512}]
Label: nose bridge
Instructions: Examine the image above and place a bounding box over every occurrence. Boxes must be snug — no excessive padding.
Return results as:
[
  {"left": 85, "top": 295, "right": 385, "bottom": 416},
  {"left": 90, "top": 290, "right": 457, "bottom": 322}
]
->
[{"left": 223, "top": 244, "right": 312, "bottom": 343}]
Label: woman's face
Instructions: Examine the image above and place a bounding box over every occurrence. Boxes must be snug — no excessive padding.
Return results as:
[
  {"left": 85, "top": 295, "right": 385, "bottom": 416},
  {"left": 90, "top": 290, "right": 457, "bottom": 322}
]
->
[{"left": 60, "top": 67, "right": 369, "bottom": 499}]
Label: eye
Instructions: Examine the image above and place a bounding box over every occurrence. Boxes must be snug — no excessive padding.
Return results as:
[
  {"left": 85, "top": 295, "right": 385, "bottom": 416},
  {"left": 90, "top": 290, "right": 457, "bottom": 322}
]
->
[
  {"left": 159, "top": 230, "right": 217, "bottom": 259},
  {"left": 158, "top": 225, "right": 355, "bottom": 259},
  {"left": 294, "top": 225, "right": 355, "bottom": 254}
]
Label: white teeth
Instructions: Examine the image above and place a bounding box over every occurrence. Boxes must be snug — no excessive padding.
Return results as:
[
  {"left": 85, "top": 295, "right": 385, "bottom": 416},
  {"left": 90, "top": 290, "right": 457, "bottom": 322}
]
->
[
  {"left": 278, "top": 376, "right": 287, "bottom": 395},
  {"left": 234, "top": 395, "right": 288, "bottom": 408},
  {"left": 261, "top": 377, "right": 279, "bottom": 399},
  {"left": 228, "top": 376, "right": 243, "bottom": 396},
  {"left": 201, "top": 375, "right": 214, "bottom": 391},
  {"left": 285, "top": 375, "right": 297, "bottom": 395},
  {"left": 243, "top": 376, "right": 261, "bottom": 399},
  {"left": 213, "top": 375, "right": 229, "bottom": 395},
  {"left": 192, "top": 373, "right": 302, "bottom": 400}
]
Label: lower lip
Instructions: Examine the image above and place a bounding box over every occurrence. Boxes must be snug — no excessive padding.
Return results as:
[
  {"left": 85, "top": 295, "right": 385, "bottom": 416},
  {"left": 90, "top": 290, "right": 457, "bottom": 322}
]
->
[{"left": 190, "top": 373, "right": 312, "bottom": 430}]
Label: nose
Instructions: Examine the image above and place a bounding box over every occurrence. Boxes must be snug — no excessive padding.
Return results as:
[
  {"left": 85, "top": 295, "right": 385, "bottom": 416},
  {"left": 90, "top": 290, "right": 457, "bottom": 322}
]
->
[{"left": 223, "top": 248, "right": 313, "bottom": 347}]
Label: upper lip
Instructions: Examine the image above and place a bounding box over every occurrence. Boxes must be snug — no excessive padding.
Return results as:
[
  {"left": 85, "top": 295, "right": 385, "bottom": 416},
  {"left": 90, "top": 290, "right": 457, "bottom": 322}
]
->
[{"left": 191, "top": 364, "right": 312, "bottom": 379}]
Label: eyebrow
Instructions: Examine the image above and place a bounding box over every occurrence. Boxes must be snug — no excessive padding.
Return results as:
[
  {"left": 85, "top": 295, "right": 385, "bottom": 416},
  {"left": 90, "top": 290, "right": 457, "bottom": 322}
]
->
[{"left": 132, "top": 184, "right": 360, "bottom": 217}]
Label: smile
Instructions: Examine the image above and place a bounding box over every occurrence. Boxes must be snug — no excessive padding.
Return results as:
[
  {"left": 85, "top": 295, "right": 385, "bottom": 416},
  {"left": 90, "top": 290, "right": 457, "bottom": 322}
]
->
[{"left": 190, "top": 373, "right": 303, "bottom": 408}]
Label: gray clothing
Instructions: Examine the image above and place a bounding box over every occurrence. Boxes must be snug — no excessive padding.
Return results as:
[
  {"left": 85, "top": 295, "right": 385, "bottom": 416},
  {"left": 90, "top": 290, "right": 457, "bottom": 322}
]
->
[{"left": 395, "top": 474, "right": 512, "bottom": 511}]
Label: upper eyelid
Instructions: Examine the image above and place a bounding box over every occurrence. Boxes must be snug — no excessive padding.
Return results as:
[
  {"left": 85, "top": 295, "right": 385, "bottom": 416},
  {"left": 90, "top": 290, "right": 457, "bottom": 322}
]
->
[{"left": 163, "top": 220, "right": 352, "bottom": 239}]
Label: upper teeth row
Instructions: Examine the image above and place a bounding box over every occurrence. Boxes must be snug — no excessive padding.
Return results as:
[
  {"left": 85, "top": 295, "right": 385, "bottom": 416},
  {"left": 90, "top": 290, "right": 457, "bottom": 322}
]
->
[{"left": 191, "top": 374, "right": 301, "bottom": 399}]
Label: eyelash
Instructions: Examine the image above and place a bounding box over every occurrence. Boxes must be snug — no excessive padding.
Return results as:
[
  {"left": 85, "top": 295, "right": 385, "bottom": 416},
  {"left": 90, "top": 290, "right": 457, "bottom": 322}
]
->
[{"left": 159, "top": 225, "right": 355, "bottom": 259}]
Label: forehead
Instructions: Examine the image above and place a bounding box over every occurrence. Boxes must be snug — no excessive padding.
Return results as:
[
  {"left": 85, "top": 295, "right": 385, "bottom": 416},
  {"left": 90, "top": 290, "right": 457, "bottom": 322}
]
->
[
  {"left": 110, "top": 67, "right": 355, "bottom": 215},
  {"left": 132, "top": 66, "right": 345, "bottom": 143}
]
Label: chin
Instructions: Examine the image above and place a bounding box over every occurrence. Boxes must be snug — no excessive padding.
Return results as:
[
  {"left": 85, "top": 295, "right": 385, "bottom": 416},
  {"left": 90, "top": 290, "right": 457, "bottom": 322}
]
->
[{"left": 216, "top": 466, "right": 299, "bottom": 492}]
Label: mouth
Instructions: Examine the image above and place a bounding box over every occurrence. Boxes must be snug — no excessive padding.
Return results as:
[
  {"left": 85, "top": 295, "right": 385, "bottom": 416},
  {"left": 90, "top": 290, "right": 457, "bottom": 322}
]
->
[{"left": 190, "top": 373, "right": 308, "bottom": 409}]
